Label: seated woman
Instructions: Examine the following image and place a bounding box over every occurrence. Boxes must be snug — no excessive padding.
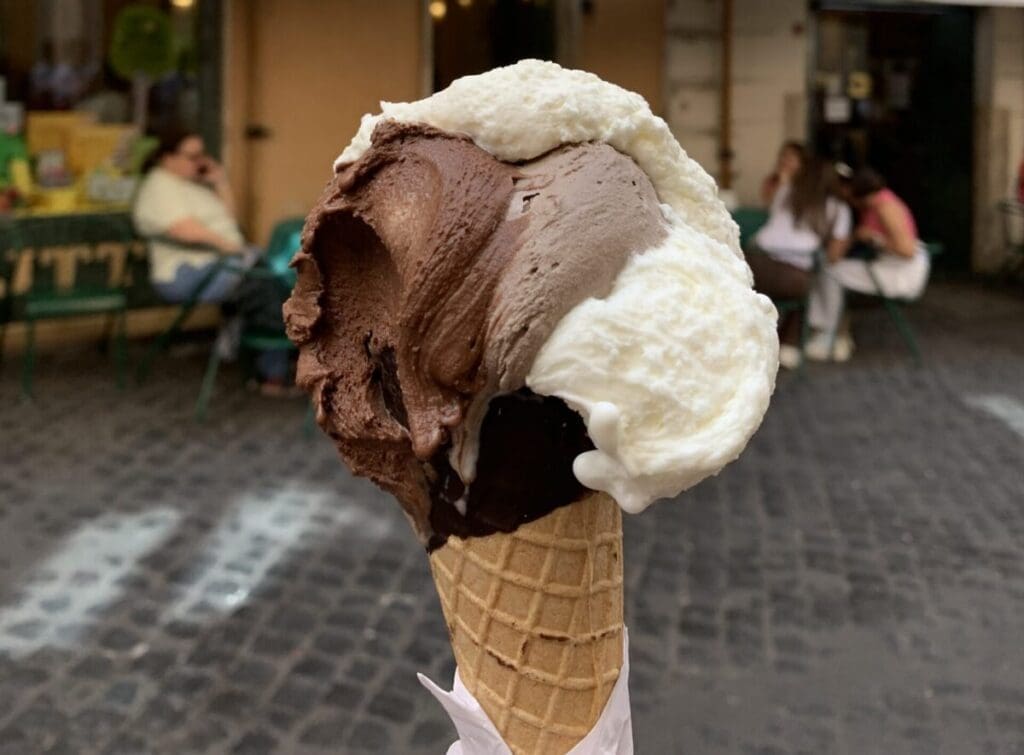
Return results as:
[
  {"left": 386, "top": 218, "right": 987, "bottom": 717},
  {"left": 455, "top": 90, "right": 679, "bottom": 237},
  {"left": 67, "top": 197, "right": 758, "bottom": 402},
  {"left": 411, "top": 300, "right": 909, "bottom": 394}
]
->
[
  {"left": 133, "top": 128, "right": 292, "bottom": 393},
  {"left": 746, "top": 157, "right": 852, "bottom": 369},
  {"left": 761, "top": 140, "right": 805, "bottom": 206},
  {"left": 806, "top": 168, "right": 930, "bottom": 361}
]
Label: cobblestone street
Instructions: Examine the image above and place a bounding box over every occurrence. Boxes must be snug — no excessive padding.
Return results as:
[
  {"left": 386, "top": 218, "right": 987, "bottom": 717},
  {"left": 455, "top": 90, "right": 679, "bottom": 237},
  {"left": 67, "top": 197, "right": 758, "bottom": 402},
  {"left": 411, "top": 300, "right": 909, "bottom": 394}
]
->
[{"left": 1, "top": 281, "right": 1023, "bottom": 754}]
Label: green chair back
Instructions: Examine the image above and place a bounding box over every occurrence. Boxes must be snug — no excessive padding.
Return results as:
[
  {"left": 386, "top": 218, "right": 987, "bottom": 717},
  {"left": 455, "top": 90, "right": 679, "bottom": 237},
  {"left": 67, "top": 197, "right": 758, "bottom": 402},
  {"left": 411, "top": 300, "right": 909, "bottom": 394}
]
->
[
  {"left": 125, "top": 248, "right": 160, "bottom": 308},
  {"left": 0, "top": 230, "right": 14, "bottom": 325},
  {"left": 264, "top": 217, "right": 304, "bottom": 287},
  {"left": 732, "top": 206, "right": 769, "bottom": 249},
  {"left": 15, "top": 215, "right": 135, "bottom": 295},
  {"left": 9, "top": 213, "right": 134, "bottom": 396}
]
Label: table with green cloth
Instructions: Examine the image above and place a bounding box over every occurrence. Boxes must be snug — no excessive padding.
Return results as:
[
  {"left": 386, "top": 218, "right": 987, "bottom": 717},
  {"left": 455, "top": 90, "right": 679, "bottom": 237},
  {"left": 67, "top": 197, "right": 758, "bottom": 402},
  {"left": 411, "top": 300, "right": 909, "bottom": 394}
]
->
[{"left": 0, "top": 209, "right": 160, "bottom": 318}]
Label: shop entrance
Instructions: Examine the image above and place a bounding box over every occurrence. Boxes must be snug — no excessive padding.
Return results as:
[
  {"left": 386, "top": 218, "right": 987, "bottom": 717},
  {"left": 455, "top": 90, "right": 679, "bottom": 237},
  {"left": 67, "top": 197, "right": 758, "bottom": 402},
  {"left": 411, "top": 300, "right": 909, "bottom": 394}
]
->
[
  {"left": 241, "top": 0, "right": 421, "bottom": 244},
  {"left": 811, "top": 3, "right": 974, "bottom": 270},
  {"left": 431, "top": 0, "right": 558, "bottom": 91}
]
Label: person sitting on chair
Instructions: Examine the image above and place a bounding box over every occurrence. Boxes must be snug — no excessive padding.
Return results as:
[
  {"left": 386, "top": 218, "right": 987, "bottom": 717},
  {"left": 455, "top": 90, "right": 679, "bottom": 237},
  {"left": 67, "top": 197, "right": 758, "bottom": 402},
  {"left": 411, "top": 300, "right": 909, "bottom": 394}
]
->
[
  {"left": 746, "top": 157, "right": 852, "bottom": 369},
  {"left": 133, "top": 127, "right": 292, "bottom": 394},
  {"left": 761, "top": 140, "right": 805, "bottom": 206},
  {"left": 805, "top": 167, "right": 930, "bottom": 362}
]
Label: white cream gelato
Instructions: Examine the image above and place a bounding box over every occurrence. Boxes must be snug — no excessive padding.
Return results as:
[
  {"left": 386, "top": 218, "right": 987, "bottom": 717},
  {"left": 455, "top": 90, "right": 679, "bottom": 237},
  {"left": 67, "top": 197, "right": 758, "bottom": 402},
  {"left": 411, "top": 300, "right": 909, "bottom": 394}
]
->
[
  {"left": 527, "top": 208, "right": 778, "bottom": 512},
  {"left": 335, "top": 59, "right": 779, "bottom": 514}
]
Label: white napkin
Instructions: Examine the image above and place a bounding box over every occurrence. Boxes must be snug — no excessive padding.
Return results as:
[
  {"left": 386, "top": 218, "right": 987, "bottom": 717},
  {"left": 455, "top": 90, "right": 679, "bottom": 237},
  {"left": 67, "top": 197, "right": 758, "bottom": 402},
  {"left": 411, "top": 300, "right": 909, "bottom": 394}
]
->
[{"left": 418, "top": 628, "right": 633, "bottom": 755}]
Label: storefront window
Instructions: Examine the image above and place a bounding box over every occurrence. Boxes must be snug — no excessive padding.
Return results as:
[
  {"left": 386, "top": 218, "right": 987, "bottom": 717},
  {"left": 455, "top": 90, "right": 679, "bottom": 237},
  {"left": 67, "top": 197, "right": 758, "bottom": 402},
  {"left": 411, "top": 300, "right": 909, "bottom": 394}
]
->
[
  {"left": 0, "top": 0, "right": 219, "bottom": 212},
  {"left": 1, "top": 0, "right": 209, "bottom": 126},
  {"left": 811, "top": 4, "right": 974, "bottom": 270}
]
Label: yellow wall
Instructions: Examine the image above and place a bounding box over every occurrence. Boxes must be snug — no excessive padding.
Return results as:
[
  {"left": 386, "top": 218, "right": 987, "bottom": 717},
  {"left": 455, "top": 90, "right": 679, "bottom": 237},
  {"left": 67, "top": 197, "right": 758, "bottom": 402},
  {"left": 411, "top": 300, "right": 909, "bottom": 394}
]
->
[
  {"left": 224, "top": 0, "right": 423, "bottom": 242},
  {"left": 665, "top": 0, "right": 808, "bottom": 202},
  {"left": 223, "top": 0, "right": 253, "bottom": 238},
  {"left": 224, "top": 1, "right": 667, "bottom": 238},
  {"left": 580, "top": 0, "right": 666, "bottom": 115}
]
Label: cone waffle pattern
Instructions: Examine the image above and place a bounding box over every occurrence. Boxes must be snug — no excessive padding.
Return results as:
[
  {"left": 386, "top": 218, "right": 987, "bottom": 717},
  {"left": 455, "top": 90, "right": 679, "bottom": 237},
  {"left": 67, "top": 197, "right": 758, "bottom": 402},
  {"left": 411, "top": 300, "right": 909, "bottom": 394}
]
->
[{"left": 429, "top": 492, "right": 624, "bottom": 754}]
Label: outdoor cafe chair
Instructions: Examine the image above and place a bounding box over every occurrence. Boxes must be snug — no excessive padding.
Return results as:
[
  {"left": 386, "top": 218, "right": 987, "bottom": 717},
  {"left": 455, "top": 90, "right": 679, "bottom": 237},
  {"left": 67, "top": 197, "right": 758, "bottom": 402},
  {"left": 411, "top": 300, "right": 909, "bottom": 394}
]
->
[
  {"left": 132, "top": 216, "right": 313, "bottom": 429},
  {"left": 0, "top": 213, "right": 133, "bottom": 398},
  {"left": 823, "top": 242, "right": 943, "bottom": 366},
  {"left": 193, "top": 217, "right": 305, "bottom": 421},
  {"left": 135, "top": 217, "right": 303, "bottom": 386},
  {"left": 0, "top": 237, "right": 12, "bottom": 366},
  {"left": 731, "top": 205, "right": 812, "bottom": 375}
]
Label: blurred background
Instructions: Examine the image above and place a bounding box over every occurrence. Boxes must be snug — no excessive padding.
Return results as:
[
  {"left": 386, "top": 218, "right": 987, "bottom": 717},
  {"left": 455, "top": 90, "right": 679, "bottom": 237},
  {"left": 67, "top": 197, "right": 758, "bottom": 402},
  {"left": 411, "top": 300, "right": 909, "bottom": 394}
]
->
[{"left": 0, "top": 1, "right": 1023, "bottom": 753}]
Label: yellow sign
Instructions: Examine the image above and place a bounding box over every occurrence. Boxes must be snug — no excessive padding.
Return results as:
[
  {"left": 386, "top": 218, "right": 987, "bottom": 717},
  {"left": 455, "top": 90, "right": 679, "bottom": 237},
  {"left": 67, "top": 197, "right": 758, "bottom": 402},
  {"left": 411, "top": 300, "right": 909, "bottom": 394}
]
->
[{"left": 848, "top": 72, "right": 872, "bottom": 100}]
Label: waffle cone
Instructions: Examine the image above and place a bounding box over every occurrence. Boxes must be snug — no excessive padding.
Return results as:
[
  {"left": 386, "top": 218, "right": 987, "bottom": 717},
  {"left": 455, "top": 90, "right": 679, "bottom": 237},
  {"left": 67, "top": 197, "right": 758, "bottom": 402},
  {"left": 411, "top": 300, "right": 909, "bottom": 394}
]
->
[{"left": 429, "top": 492, "right": 624, "bottom": 754}]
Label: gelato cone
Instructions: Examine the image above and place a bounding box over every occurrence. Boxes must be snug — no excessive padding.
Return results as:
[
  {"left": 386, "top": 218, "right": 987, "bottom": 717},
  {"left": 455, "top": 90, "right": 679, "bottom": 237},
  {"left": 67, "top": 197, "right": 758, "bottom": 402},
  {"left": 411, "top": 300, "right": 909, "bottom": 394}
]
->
[
  {"left": 430, "top": 492, "right": 623, "bottom": 754},
  {"left": 285, "top": 59, "right": 779, "bottom": 752}
]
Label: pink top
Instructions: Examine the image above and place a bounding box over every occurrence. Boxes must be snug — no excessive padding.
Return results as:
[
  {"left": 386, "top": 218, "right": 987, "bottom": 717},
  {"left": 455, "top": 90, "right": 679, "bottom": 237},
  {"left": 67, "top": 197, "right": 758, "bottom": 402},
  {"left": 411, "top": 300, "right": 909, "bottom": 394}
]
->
[{"left": 861, "top": 188, "right": 918, "bottom": 246}]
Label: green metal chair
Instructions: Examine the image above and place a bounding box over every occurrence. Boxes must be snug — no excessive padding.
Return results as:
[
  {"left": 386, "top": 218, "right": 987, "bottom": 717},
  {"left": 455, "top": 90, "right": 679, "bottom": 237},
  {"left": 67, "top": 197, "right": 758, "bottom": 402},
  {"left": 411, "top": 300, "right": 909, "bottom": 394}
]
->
[
  {"left": 770, "top": 251, "right": 822, "bottom": 378},
  {"left": 773, "top": 296, "right": 811, "bottom": 375},
  {"left": 263, "top": 217, "right": 302, "bottom": 287},
  {"left": 0, "top": 242, "right": 14, "bottom": 367},
  {"left": 134, "top": 251, "right": 229, "bottom": 382},
  {"left": 135, "top": 218, "right": 305, "bottom": 384},
  {"left": 732, "top": 206, "right": 770, "bottom": 250},
  {"left": 194, "top": 217, "right": 305, "bottom": 421},
  {"left": 1, "top": 214, "right": 133, "bottom": 398},
  {"left": 731, "top": 206, "right": 811, "bottom": 374},
  {"left": 828, "top": 242, "right": 943, "bottom": 366}
]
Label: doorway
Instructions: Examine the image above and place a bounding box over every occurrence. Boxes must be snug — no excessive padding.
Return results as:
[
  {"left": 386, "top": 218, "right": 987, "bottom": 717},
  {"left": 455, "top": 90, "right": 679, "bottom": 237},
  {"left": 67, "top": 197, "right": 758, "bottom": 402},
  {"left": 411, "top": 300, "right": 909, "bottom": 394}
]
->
[
  {"left": 431, "top": 0, "right": 559, "bottom": 92},
  {"left": 238, "top": 0, "right": 421, "bottom": 244},
  {"left": 811, "top": 3, "right": 974, "bottom": 270}
]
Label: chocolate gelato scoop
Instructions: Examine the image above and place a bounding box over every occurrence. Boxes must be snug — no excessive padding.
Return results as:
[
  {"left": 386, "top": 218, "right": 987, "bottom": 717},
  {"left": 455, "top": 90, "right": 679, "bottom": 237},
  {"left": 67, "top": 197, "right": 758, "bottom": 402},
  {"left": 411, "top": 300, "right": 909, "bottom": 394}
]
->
[{"left": 285, "top": 120, "right": 667, "bottom": 548}]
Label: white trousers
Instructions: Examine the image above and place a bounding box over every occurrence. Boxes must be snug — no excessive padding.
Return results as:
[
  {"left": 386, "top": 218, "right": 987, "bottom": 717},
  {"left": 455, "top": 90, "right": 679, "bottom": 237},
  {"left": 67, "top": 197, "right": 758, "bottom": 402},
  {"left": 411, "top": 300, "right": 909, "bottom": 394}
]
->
[{"left": 808, "top": 249, "right": 930, "bottom": 337}]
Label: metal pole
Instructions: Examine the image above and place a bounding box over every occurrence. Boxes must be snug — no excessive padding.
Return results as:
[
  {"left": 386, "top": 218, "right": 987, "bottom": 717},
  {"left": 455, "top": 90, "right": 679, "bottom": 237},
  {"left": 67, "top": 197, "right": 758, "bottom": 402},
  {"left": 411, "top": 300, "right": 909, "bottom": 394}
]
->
[{"left": 719, "top": 0, "right": 734, "bottom": 189}]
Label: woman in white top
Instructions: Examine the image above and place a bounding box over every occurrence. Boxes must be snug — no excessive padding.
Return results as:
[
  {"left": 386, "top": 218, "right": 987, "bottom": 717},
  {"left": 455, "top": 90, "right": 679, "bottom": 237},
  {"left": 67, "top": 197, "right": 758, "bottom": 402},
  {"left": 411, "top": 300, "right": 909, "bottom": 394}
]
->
[
  {"left": 133, "top": 129, "right": 248, "bottom": 303},
  {"left": 760, "top": 140, "right": 805, "bottom": 206},
  {"left": 746, "top": 158, "right": 852, "bottom": 369},
  {"left": 133, "top": 129, "right": 291, "bottom": 391}
]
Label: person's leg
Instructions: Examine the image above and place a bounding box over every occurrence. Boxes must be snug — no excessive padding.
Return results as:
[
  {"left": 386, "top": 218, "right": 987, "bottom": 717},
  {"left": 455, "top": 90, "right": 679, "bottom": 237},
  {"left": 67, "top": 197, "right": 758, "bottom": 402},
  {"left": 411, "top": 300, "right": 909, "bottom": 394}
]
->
[
  {"left": 255, "top": 350, "right": 290, "bottom": 384},
  {"left": 197, "top": 264, "right": 244, "bottom": 303},
  {"left": 153, "top": 265, "right": 202, "bottom": 303},
  {"left": 153, "top": 260, "right": 242, "bottom": 304},
  {"left": 746, "top": 250, "right": 812, "bottom": 300},
  {"left": 233, "top": 275, "right": 288, "bottom": 332},
  {"left": 808, "top": 259, "right": 875, "bottom": 338},
  {"left": 154, "top": 261, "right": 246, "bottom": 362},
  {"left": 234, "top": 274, "right": 293, "bottom": 385},
  {"left": 869, "top": 251, "right": 931, "bottom": 300},
  {"left": 746, "top": 251, "right": 811, "bottom": 350},
  {"left": 806, "top": 259, "right": 884, "bottom": 361}
]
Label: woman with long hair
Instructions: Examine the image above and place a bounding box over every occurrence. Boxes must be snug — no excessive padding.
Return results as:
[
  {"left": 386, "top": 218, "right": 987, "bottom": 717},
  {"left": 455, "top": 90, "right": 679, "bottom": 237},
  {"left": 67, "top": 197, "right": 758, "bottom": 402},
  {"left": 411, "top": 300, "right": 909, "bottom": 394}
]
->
[
  {"left": 761, "top": 140, "right": 806, "bottom": 206},
  {"left": 805, "top": 167, "right": 929, "bottom": 361},
  {"left": 746, "top": 157, "right": 852, "bottom": 368}
]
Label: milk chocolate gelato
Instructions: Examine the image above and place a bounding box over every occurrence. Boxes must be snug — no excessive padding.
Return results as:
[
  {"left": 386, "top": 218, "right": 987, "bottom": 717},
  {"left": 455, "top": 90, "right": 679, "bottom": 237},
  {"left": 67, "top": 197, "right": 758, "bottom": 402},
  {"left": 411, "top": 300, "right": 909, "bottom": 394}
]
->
[{"left": 284, "top": 120, "right": 666, "bottom": 548}]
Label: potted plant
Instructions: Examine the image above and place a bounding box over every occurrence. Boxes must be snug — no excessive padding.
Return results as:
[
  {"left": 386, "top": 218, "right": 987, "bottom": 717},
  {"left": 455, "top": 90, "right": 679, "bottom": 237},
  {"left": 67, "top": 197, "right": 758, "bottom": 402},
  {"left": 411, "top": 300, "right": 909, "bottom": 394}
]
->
[{"left": 109, "top": 4, "right": 175, "bottom": 132}]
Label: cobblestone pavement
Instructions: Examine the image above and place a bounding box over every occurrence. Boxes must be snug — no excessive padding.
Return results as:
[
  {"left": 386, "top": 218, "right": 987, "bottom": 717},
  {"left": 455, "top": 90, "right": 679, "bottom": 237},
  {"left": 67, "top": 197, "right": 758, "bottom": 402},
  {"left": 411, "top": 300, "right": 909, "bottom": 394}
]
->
[{"left": 1, "top": 281, "right": 1023, "bottom": 754}]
